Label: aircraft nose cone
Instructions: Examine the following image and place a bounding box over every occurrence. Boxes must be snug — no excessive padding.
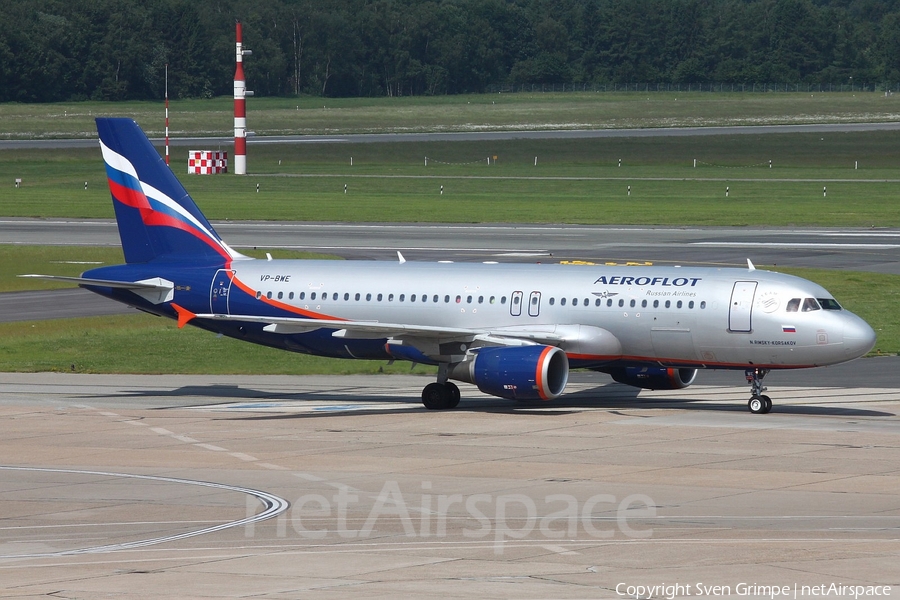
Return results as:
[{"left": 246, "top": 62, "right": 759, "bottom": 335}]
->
[{"left": 844, "top": 314, "right": 877, "bottom": 358}]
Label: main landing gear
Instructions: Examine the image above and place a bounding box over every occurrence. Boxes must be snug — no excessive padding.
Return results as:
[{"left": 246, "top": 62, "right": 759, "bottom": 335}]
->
[
  {"left": 421, "top": 364, "right": 461, "bottom": 410},
  {"left": 745, "top": 368, "right": 772, "bottom": 414},
  {"left": 422, "top": 381, "right": 460, "bottom": 410}
]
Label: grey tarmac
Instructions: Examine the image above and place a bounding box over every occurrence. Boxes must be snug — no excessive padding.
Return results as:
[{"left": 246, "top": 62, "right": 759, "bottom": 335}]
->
[{"left": 0, "top": 368, "right": 898, "bottom": 598}]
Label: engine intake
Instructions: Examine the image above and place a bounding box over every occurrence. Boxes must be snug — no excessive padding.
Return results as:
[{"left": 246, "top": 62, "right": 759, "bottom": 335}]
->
[
  {"left": 450, "top": 345, "right": 569, "bottom": 400},
  {"left": 604, "top": 367, "right": 697, "bottom": 390}
]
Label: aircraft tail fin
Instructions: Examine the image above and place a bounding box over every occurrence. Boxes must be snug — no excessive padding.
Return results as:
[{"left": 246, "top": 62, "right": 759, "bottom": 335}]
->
[{"left": 96, "top": 118, "right": 243, "bottom": 265}]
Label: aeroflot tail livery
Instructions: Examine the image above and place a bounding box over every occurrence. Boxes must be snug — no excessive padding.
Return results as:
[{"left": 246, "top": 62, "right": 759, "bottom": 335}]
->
[{"left": 26, "top": 119, "right": 877, "bottom": 413}]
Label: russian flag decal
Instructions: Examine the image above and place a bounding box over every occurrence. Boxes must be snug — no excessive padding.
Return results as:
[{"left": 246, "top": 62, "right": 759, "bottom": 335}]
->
[{"left": 782, "top": 325, "right": 796, "bottom": 333}]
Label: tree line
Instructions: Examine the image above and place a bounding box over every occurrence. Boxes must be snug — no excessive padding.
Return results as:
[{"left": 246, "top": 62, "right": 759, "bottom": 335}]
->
[{"left": 2, "top": 0, "right": 900, "bottom": 103}]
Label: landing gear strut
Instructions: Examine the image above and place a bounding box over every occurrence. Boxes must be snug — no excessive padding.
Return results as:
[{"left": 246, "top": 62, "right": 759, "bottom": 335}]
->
[
  {"left": 421, "top": 364, "right": 461, "bottom": 410},
  {"left": 745, "top": 368, "right": 772, "bottom": 414}
]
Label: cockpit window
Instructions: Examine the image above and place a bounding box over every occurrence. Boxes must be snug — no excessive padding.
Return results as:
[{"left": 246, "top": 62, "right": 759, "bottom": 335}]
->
[
  {"left": 786, "top": 298, "right": 801, "bottom": 312},
  {"left": 817, "top": 298, "right": 841, "bottom": 310},
  {"left": 802, "top": 298, "right": 821, "bottom": 312}
]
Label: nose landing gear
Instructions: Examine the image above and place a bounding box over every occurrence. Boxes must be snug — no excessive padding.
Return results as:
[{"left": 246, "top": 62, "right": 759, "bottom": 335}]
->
[{"left": 745, "top": 368, "right": 772, "bottom": 414}]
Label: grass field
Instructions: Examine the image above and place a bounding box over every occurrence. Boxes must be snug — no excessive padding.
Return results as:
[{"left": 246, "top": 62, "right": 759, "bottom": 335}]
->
[
  {"left": 1, "top": 93, "right": 897, "bottom": 372},
  {"left": 3, "top": 132, "right": 900, "bottom": 226},
  {"left": 1, "top": 92, "right": 899, "bottom": 138}
]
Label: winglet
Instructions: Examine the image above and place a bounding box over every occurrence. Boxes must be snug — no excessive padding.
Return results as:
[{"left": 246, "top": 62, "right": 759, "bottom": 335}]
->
[
  {"left": 397, "top": 251, "right": 406, "bottom": 264},
  {"left": 171, "top": 303, "right": 197, "bottom": 328},
  {"left": 747, "top": 258, "right": 756, "bottom": 271}
]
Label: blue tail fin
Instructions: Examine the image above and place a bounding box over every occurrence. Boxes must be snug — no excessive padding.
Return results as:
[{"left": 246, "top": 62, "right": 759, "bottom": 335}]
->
[{"left": 97, "top": 118, "right": 239, "bottom": 264}]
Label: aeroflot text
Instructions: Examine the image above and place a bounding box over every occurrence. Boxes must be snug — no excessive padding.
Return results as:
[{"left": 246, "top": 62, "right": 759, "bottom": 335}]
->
[
  {"left": 594, "top": 276, "right": 702, "bottom": 287},
  {"left": 615, "top": 583, "right": 891, "bottom": 599}
]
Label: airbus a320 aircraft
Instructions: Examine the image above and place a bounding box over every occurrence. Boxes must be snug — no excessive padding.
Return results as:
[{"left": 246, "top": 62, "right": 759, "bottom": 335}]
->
[{"left": 25, "top": 119, "right": 877, "bottom": 413}]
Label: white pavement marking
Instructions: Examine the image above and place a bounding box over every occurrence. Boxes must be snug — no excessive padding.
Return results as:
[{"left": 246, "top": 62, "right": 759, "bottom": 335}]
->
[{"left": 0, "top": 466, "right": 289, "bottom": 559}]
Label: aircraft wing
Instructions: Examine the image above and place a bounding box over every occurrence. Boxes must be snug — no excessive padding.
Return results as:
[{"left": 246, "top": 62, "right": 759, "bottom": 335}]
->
[
  {"left": 192, "top": 313, "right": 569, "bottom": 346},
  {"left": 19, "top": 275, "right": 175, "bottom": 304}
]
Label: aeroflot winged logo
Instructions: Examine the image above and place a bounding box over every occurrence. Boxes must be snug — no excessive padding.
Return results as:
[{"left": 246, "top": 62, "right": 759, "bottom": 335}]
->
[
  {"left": 99, "top": 139, "right": 232, "bottom": 261},
  {"left": 593, "top": 275, "right": 702, "bottom": 287}
]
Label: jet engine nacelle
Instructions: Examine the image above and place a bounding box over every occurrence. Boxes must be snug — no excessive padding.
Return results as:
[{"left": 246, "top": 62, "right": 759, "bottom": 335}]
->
[
  {"left": 604, "top": 367, "right": 698, "bottom": 390},
  {"left": 449, "top": 345, "right": 569, "bottom": 401}
]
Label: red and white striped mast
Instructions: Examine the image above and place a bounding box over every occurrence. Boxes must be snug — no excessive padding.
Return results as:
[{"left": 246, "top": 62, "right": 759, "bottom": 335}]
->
[
  {"left": 234, "top": 21, "right": 252, "bottom": 175},
  {"left": 164, "top": 63, "right": 169, "bottom": 166}
]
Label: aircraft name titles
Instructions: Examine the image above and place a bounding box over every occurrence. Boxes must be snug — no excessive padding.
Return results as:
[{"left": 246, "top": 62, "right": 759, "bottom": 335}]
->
[{"left": 593, "top": 276, "right": 702, "bottom": 287}]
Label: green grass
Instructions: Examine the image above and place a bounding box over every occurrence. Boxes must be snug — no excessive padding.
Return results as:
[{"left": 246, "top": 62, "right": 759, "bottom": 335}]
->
[
  {"left": 0, "top": 314, "right": 434, "bottom": 375},
  {"left": 2, "top": 92, "right": 900, "bottom": 138},
  {"left": 3, "top": 132, "right": 900, "bottom": 226}
]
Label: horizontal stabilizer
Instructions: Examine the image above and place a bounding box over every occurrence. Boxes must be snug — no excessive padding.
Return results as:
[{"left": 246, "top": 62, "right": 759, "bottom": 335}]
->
[{"left": 19, "top": 274, "right": 174, "bottom": 304}]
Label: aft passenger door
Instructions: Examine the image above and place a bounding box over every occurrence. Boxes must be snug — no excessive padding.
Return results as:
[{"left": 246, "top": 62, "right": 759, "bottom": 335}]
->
[
  {"left": 728, "top": 281, "right": 757, "bottom": 332},
  {"left": 210, "top": 269, "right": 235, "bottom": 315}
]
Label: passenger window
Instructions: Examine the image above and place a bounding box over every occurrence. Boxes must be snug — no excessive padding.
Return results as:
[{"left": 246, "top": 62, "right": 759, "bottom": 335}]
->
[
  {"left": 365, "top": 293, "right": 371, "bottom": 301},
  {"left": 642, "top": 299, "right": 648, "bottom": 308},
  {"left": 333, "top": 293, "right": 338, "bottom": 301},
  {"left": 501, "top": 296, "right": 507, "bottom": 304},
  {"left": 479, "top": 296, "right": 484, "bottom": 304},
  {"left": 630, "top": 299, "right": 636, "bottom": 308},
  {"left": 277, "top": 291, "right": 283, "bottom": 299},
  {"left": 584, "top": 298, "right": 589, "bottom": 306},
  {"left": 355, "top": 293, "right": 360, "bottom": 301},
  {"left": 802, "top": 298, "right": 821, "bottom": 312},
  {"left": 561, "top": 298, "right": 567, "bottom": 306},
  {"left": 618, "top": 299, "right": 624, "bottom": 307},
  {"left": 688, "top": 300, "right": 694, "bottom": 309},
  {"left": 786, "top": 298, "right": 801, "bottom": 312},
  {"left": 549, "top": 298, "right": 555, "bottom": 306},
  {"left": 595, "top": 299, "right": 601, "bottom": 306},
  {"left": 299, "top": 292, "right": 306, "bottom": 300},
  {"left": 572, "top": 298, "right": 578, "bottom": 306},
  {"left": 289, "top": 292, "right": 294, "bottom": 300},
  {"left": 433, "top": 295, "right": 439, "bottom": 303},
  {"left": 467, "top": 295, "right": 473, "bottom": 303},
  {"left": 490, "top": 296, "right": 495, "bottom": 304},
  {"left": 677, "top": 300, "right": 682, "bottom": 308},
  {"left": 389, "top": 294, "right": 394, "bottom": 302},
  {"left": 700, "top": 301, "right": 706, "bottom": 309},
  {"left": 445, "top": 295, "right": 450, "bottom": 303},
  {"left": 266, "top": 291, "right": 272, "bottom": 299},
  {"left": 665, "top": 300, "right": 671, "bottom": 308},
  {"left": 607, "top": 299, "right": 613, "bottom": 307},
  {"left": 377, "top": 293, "right": 383, "bottom": 301},
  {"left": 653, "top": 300, "right": 659, "bottom": 308},
  {"left": 256, "top": 291, "right": 261, "bottom": 299},
  {"left": 310, "top": 292, "right": 316, "bottom": 300},
  {"left": 399, "top": 294, "right": 405, "bottom": 302}
]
